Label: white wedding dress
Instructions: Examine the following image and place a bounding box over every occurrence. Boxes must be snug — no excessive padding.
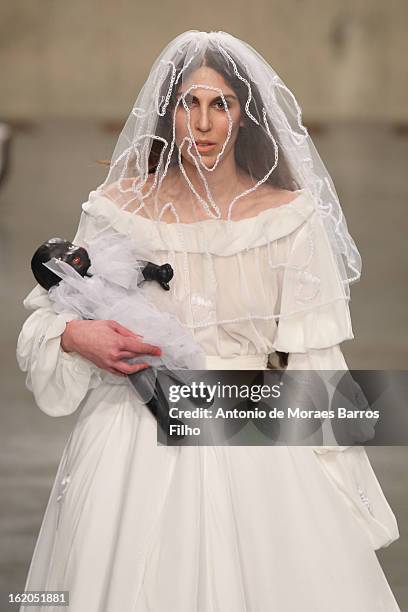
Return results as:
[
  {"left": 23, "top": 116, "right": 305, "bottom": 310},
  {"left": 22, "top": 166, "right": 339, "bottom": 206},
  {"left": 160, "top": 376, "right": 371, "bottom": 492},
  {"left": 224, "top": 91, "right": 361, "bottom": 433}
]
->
[{"left": 17, "top": 189, "right": 401, "bottom": 611}]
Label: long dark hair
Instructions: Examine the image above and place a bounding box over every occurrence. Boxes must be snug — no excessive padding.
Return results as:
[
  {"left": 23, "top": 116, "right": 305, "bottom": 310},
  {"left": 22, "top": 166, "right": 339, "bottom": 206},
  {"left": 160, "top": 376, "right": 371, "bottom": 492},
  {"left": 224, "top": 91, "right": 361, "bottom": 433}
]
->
[{"left": 148, "top": 46, "right": 299, "bottom": 191}]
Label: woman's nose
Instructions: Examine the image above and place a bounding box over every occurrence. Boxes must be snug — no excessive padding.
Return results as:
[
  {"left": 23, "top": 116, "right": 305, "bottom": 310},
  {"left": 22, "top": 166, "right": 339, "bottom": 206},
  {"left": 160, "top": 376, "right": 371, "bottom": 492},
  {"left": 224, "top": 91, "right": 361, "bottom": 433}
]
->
[{"left": 195, "top": 107, "right": 211, "bottom": 132}]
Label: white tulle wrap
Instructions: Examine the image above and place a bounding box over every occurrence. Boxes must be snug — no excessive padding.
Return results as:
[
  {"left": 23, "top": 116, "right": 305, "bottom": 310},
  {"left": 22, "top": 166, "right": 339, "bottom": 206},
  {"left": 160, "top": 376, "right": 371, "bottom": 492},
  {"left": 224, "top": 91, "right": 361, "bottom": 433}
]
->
[{"left": 44, "top": 231, "right": 206, "bottom": 372}]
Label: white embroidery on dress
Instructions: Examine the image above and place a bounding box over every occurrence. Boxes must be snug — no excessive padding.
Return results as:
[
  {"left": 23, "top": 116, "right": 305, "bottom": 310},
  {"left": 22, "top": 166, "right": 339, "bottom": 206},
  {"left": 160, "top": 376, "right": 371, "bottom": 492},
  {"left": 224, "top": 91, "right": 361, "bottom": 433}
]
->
[
  {"left": 190, "top": 292, "right": 216, "bottom": 326},
  {"left": 38, "top": 334, "right": 45, "bottom": 348},
  {"left": 191, "top": 293, "right": 213, "bottom": 308},
  {"left": 294, "top": 270, "right": 321, "bottom": 303}
]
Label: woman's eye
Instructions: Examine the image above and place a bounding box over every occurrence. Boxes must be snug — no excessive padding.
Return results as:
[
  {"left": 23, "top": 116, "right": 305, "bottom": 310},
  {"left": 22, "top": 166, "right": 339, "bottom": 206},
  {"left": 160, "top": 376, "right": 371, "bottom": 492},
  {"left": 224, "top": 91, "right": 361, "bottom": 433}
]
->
[
  {"left": 178, "top": 96, "right": 230, "bottom": 111},
  {"left": 183, "top": 95, "right": 196, "bottom": 107}
]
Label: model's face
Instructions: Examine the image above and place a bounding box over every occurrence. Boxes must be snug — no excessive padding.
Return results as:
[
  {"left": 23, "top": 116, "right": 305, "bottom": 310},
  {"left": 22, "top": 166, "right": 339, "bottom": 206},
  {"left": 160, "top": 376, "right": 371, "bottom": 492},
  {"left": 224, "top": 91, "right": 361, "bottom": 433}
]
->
[{"left": 174, "top": 66, "right": 244, "bottom": 169}]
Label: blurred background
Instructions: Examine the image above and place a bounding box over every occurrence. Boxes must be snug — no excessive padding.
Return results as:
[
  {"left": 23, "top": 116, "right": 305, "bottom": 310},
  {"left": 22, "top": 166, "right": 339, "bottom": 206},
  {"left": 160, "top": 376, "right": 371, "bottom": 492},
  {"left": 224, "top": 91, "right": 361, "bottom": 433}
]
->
[{"left": 0, "top": 1, "right": 407, "bottom": 610}]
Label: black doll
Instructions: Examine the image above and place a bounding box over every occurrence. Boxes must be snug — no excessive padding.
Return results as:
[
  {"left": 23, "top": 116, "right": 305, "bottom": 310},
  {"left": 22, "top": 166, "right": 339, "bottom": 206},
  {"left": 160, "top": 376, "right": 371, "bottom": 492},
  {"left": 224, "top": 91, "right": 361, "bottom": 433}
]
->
[
  {"left": 30, "top": 237, "right": 203, "bottom": 441},
  {"left": 31, "top": 237, "right": 174, "bottom": 291}
]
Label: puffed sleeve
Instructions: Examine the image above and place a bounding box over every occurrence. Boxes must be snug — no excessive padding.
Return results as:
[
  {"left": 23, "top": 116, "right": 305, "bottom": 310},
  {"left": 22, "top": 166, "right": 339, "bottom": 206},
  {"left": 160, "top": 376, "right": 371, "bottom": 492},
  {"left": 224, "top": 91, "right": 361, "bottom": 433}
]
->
[
  {"left": 273, "top": 208, "right": 354, "bottom": 353},
  {"left": 16, "top": 205, "right": 103, "bottom": 417},
  {"left": 272, "top": 210, "right": 399, "bottom": 550}
]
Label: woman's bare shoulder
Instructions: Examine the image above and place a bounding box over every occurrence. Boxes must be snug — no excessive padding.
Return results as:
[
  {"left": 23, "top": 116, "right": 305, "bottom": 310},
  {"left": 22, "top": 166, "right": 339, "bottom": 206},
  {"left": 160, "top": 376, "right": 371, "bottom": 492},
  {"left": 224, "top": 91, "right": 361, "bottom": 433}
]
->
[
  {"left": 240, "top": 184, "right": 300, "bottom": 218},
  {"left": 102, "top": 176, "right": 155, "bottom": 212},
  {"left": 258, "top": 184, "right": 300, "bottom": 207}
]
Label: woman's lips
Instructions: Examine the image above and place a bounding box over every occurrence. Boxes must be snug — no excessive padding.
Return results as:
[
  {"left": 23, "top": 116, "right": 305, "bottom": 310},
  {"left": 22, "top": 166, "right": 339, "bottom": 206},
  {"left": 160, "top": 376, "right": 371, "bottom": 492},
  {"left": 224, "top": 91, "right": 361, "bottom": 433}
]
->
[{"left": 195, "top": 142, "right": 216, "bottom": 152}]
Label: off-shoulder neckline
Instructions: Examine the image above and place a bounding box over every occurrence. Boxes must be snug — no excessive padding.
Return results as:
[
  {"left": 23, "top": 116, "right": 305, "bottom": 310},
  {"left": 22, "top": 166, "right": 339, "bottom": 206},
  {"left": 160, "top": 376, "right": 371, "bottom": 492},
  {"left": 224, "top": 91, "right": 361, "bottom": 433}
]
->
[
  {"left": 82, "top": 188, "right": 316, "bottom": 256},
  {"left": 86, "top": 188, "right": 310, "bottom": 227}
]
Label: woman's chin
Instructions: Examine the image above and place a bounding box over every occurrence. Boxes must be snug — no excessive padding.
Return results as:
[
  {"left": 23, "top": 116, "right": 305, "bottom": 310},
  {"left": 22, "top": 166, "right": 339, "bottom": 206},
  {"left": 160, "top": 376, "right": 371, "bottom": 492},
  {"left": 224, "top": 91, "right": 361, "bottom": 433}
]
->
[
  {"left": 201, "top": 157, "right": 217, "bottom": 170},
  {"left": 182, "top": 153, "right": 219, "bottom": 170}
]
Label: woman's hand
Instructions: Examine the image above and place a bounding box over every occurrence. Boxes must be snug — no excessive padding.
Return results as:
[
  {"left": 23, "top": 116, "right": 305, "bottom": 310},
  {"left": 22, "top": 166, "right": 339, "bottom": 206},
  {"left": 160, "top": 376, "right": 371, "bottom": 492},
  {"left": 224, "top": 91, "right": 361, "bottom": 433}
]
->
[{"left": 61, "top": 319, "right": 161, "bottom": 376}]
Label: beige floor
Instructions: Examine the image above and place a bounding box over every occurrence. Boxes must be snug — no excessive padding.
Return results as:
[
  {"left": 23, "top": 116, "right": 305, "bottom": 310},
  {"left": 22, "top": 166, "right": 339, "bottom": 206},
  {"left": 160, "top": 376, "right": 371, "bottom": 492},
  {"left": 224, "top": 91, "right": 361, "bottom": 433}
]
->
[{"left": 0, "top": 119, "right": 407, "bottom": 611}]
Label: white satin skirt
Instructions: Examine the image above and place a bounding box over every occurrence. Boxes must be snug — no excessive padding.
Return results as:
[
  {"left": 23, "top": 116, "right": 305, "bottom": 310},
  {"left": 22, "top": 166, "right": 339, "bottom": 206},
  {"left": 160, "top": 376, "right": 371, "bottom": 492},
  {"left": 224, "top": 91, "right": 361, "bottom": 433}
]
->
[{"left": 20, "top": 353, "right": 401, "bottom": 612}]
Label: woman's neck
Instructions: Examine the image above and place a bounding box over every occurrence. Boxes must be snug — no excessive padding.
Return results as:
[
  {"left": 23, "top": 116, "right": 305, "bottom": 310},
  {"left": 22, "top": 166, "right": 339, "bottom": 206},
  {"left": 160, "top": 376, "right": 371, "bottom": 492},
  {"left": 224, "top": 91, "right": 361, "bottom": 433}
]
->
[{"left": 174, "top": 149, "right": 251, "bottom": 208}]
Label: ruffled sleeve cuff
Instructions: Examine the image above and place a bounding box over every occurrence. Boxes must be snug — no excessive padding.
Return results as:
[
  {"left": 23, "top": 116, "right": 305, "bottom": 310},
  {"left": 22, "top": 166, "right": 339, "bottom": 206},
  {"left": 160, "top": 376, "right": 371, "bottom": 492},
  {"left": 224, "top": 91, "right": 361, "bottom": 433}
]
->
[
  {"left": 272, "top": 203, "right": 355, "bottom": 353},
  {"left": 273, "top": 298, "right": 354, "bottom": 353}
]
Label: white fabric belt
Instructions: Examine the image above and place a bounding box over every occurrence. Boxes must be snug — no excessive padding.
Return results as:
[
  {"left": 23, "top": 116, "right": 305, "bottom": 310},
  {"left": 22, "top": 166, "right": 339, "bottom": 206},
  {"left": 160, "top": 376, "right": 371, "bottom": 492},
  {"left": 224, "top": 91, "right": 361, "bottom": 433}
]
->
[
  {"left": 205, "top": 354, "right": 268, "bottom": 370},
  {"left": 101, "top": 354, "right": 269, "bottom": 386}
]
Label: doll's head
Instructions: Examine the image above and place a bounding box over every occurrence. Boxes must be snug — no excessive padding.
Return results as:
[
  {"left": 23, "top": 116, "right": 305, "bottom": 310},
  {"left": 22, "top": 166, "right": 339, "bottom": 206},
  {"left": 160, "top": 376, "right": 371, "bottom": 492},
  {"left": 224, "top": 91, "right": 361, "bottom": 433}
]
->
[{"left": 31, "top": 237, "right": 91, "bottom": 290}]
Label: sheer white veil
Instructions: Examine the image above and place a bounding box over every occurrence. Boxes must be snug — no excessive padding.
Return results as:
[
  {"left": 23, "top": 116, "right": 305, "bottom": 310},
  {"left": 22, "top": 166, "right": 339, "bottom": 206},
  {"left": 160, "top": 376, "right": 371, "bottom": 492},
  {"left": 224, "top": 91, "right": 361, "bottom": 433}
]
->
[{"left": 91, "top": 30, "right": 361, "bottom": 326}]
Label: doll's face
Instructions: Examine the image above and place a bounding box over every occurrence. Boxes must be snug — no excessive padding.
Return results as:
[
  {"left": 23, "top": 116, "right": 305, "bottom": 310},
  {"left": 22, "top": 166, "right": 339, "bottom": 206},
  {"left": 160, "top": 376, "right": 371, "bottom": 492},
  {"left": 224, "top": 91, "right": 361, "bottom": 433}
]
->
[
  {"left": 174, "top": 66, "right": 244, "bottom": 169},
  {"left": 46, "top": 238, "right": 91, "bottom": 277}
]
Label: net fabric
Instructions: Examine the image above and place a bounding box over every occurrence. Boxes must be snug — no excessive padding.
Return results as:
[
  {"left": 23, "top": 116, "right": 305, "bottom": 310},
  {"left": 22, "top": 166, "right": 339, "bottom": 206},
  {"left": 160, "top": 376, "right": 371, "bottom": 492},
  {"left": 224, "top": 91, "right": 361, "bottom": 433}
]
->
[
  {"left": 41, "top": 235, "right": 207, "bottom": 372},
  {"left": 89, "top": 29, "right": 361, "bottom": 336}
]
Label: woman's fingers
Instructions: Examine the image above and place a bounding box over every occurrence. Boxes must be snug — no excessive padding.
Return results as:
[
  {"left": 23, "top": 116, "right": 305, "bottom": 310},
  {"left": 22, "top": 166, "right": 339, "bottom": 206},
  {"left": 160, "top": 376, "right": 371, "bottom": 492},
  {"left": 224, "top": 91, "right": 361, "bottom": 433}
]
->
[
  {"left": 66, "top": 320, "right": 160, "bottom": 376},
  {"left": 108, "top": 320, "right": 143, "bottom": 339},
  {"left": 121, "top": 336, "right": 161, "bottom": 356},
  {"left": 116, "top": 350, "right": 143, "bottom": 360}
]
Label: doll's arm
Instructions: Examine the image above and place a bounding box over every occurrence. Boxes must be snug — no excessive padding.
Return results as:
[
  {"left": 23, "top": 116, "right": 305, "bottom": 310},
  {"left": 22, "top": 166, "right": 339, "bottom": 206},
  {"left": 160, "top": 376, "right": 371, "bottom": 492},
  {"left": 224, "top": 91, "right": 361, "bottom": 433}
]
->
[{"left": 141, "top": 262, "right": 173, "bottom": 290}]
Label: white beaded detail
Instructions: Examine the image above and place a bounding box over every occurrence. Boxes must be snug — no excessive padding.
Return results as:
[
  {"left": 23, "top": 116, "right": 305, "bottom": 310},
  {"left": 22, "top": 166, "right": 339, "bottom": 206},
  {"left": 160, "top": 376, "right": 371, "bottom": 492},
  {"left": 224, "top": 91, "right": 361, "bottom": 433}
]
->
[
  {"left": 56, "top": 474, "right": 71, "bottom": 503},
  {"left": 357, "top": 485, "right": 374, "bottom": 516}
]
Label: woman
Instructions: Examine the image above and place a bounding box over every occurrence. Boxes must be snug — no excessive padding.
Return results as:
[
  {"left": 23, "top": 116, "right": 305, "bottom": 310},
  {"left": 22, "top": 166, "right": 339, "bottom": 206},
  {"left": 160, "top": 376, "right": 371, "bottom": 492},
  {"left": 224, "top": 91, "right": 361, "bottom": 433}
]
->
[{"left": 17, "top": 31, "right": 401, "bottom": 611}]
